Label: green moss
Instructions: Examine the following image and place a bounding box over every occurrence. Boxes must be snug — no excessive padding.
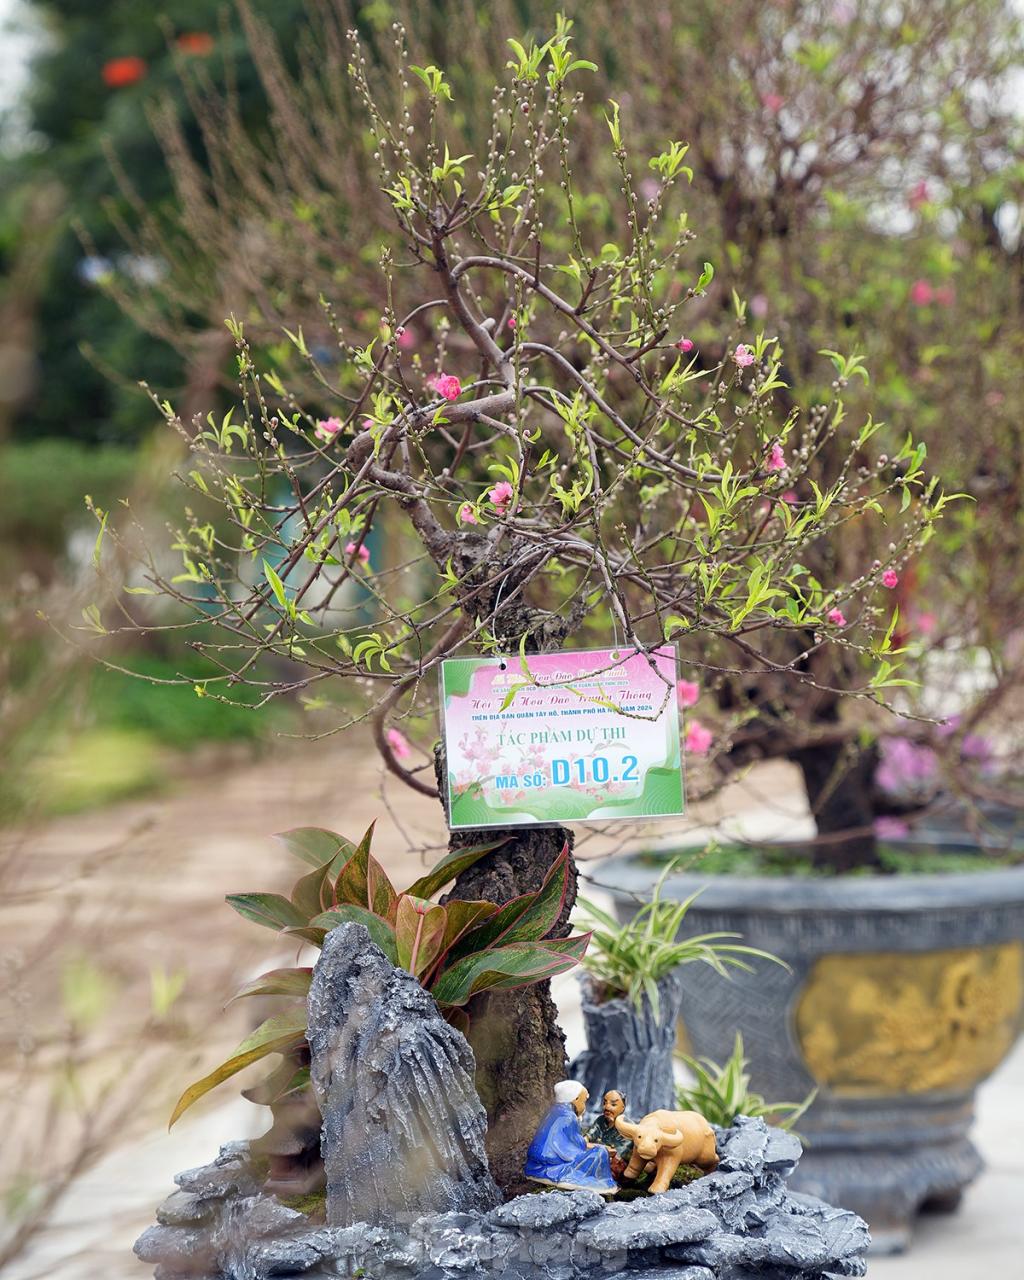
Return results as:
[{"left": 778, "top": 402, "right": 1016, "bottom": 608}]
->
[
  {"left": 634, "top": 841, "right": 1021, "bottom": 878},
  {"left": 278, "top": 1189, "right": 327, "bottom": 1219},
  {"left": 612, "top": 1163, "right": 707, "bottom": 1200}
]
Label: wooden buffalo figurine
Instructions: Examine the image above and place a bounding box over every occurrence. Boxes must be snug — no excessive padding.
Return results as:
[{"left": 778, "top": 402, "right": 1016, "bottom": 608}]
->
[{"left": 614, "top": 1108, "right": 718, "bottom": 1193}]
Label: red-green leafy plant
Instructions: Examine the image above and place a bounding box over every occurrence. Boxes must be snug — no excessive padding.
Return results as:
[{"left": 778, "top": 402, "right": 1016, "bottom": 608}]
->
[{"left": 169, "top": 823, "right": 588, "bottom": 1126}]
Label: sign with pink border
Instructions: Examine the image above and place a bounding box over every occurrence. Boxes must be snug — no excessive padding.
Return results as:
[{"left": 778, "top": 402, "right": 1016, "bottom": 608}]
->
[{"left": 440, "top": 646, "right": 684, "bottom": 829}]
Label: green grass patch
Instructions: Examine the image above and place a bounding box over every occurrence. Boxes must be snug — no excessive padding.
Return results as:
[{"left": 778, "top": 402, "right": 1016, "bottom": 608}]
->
[{"left": 23, "top": 727, "right": 167, "bottom": 815}]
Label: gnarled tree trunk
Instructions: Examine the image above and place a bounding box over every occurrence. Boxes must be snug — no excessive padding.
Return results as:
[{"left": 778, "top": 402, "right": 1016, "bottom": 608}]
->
[
  {"left": 441, "top": 824, "right": 577, "bottom": 1197},
  {"left": 792, "top": 738, "right": 881, "bottom": 873}
]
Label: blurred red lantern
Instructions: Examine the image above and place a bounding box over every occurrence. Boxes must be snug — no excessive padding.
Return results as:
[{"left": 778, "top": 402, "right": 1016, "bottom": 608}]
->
[
  {"left": 102, "top": 56, "right": 147, "bottom": 88},
  {"left": 176, "top": 32, "right": 215, "bottom": 55}
]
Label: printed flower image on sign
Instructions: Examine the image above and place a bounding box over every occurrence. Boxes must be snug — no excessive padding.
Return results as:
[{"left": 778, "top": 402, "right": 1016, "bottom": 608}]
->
[{"left": 440, "top": 646, "right": 685, "bottom": 830}]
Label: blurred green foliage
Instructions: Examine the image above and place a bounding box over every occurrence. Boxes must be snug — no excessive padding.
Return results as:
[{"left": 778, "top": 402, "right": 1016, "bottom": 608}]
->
[
  {"left": 0, "top": 439, "right": 138, "bottom": 557},
  {"left": 86, "top": 653, "right": 275, "bottom": 748}
]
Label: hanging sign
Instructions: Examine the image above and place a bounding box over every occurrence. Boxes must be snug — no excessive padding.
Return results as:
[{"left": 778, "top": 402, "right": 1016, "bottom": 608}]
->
[{"left": 439, "top": 645, "right": 685, "bottom": 830}]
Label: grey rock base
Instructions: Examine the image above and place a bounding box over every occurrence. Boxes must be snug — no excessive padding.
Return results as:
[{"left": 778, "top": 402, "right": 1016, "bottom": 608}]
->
[
  {"left": 788, "top": 1128, "right": 983, "bottom": 1254},
  {"left": 135, "top": 1116, "right": 870, "bottom": 1279}
]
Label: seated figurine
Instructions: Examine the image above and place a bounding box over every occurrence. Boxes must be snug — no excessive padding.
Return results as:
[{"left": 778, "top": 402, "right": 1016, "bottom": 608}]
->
[
  {"left": 583, "top": 1089, "right": 634, "bottom": 1179},
  {"left": 524, "top": 1080, "right": 617, "bottom": 1195}
]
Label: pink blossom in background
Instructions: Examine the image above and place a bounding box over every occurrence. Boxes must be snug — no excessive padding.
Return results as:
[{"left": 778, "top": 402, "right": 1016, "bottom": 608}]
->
[
  {"left": 489, "top": 480, "right": 514, "bottom": 512},
  {"left": 914, "top": 610, "right": 937, "bottom": 635},
  {"left": 910, "top": 279, "right": 934, "bottom": 306},
  {"left": 874, "top": 816, "right": 910, "bottom": 840},
  {"left": 685, "top": 719, "right": 713, "bottom": 755},
  {"left": 675, "top": 337, "right": 695, "bottom": 353},
  {"left": 640, "top": 177, "right": 661, "bottom": 202},
  {"left": 314, "top": 416, "right": 343, "bottom": 443},
  {"left": 396, "top": 327, "right": 416, "bottom": 350},
  {"left": 831, "top": 1, "right": 855, "bottom": 25},
  {"left": 934, "top": 284, "right": 955, "bottom": 307},
  {"left": 345, "top": 541, "right": 370, "bottom": 565},
  {"left": 750, "top": 293, "right": 769, "bottom": 319},
  {"left": 361, "top": 417, "right": 374, "bottom": 431},
  {"left": 908, "top": 180, "right": 929, "bottom": 210},
  {"left": 882, "top": 569, "right": 899, "bottom": 589},
  {"left": 676, "top": 679, "right": 700, "bottom": 709},
  {"left": 827, "top": 607, "right": 847, "bottom": 626},
  {"left": 876, "top": 737, "right": 937, "bottom": 794},
  {"left": 458, "top": 503, "right": 478, "bottom": 525},
  {"left": 766, "top": 442, "right": 786, "bottom": 472},
  {"left": 761, "top": 92, "right": 785, "bottom": 114},
  {"left": 782, "top": 489, "right": 798, "bottom": 504},
  {"left": 937, "top": 716, "right": 992, "bottom": 764},
  {"left": 386, "top": 727, "right": 411, "bottom": 758},
  {"left": 435, "top": 373, "right": 462, "bottom": 401},
  {"left": 734, "top": 344, "right": 755, "bottom": 368}
]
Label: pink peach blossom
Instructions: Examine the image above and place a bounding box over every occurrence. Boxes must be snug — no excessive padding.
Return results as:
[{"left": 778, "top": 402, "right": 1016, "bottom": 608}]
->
[
  {"left": 675, "top": 337, "right": 695, "bottom": 353},
  {"left": 761, "top": 92, "right": 784, "bottom": 114},
  {"left": 766, "top": 442, "right": 786, "bottom": 472},
  {"left": 345, "top": 541, "right": 370, "bottom": 565},
  {"left": 827, "top": 607, "right": 847, "bottom": 626},
  {"left": 458, "top": 503, "right": 478, "bottom": 525},
  {"left": 882, "top": 569, "right": 899, "bottom": 589},
  {"left": 908, "top": 180, "right": 929, "bottom": 210},
  {"left": 361, "top": 417, "right": 374, "bottom": 431},
  {"left": 685, "top": 719, "right": 713, "bottom": 755},
  {"left": 435, "top": 373, "right": 462, "bottom": 401},
  {"left": 396, "top": 327, "right": 416, "bottom": 350},
  {"left": 508, "top": 315, "right": 517, "bottom": 329},
  {"left": 386, "top": 727, "right": 411, "bottom": 758},
  {"left": 676, "top": 679, "right": 700, "bottom": 709},
  {"left": 733, "top": 344, "right": 755, "bottom": 368},
  {"left": 750, "top": 293, "right": 769, "bottom": 319},
  {"left": 782, "top": 489, "right": 797, "bottom": 504},
  {"left": 909, "top": 279, "right": 933, "bottom": 306},
  {"left": 314, "top": 416, "right": 343, "bottom": 443},
  {"left": 489, "top": 480, "right": 514, "bottom": 512}
]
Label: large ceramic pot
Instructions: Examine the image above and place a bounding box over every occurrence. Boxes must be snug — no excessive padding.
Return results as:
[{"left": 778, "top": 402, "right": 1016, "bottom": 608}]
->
[
  {"left": 599, "top": 852, "right": 1024, "bottom": 1252},
  {"left": 569, "top": 969, "right": 683, "bottom": 1116}
]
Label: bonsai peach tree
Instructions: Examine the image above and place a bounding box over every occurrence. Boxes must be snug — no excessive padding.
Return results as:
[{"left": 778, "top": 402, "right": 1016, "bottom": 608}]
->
[{"left": 81, "top": 19, "right": 947, "bottom": 1188}]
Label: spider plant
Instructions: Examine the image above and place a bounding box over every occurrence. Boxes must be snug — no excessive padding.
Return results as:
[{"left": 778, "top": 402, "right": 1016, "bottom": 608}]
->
[
  {"left": 576, "top": 862, "right": 785, "bottom": 1017},
  {"left": 677, "top": 1032, "right": 816, "bottom": 1131}
]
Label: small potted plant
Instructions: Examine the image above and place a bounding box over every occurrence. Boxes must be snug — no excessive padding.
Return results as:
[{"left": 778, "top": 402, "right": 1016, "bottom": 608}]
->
[{"left": 570, "top": 866, "right": 780, "bottom": 1116}]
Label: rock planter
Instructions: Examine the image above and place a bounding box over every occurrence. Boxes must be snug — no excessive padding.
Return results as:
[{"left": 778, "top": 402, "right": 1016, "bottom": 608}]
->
[
  {"left": 570, "top": 969, "right": 684, "bottom": 1116},
  {"left": 600, "top": 851, "right": 1024, "bottom": 1251},
  {"left": 134, "top": 922, "right": 870, "bottom": 1279},
  {"left": 135, "top": 1116, "right": 870, "bottom": 1279}
]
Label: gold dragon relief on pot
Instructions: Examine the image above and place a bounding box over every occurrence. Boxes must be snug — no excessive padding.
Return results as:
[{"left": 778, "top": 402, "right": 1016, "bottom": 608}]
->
[{"left": 794, "top": 942, "right": 1024, "bottom": 1095}]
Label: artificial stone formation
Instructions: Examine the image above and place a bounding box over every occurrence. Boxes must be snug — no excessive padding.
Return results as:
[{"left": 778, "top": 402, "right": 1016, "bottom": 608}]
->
[
  {"left": 570, "top": 969, "right": 684, "bottom": 1118},
  {"left": 306, "top": 921, "right": 501, "bottom": 1226},
  {"left": 134, "top": 1116, "right": 870, "bottom": 1279}
]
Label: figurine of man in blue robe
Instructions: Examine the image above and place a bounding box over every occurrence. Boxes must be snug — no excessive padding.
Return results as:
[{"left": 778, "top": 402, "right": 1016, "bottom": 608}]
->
[{"left": 524, "top": 1079, "right": 617, "bottom": 1194}]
